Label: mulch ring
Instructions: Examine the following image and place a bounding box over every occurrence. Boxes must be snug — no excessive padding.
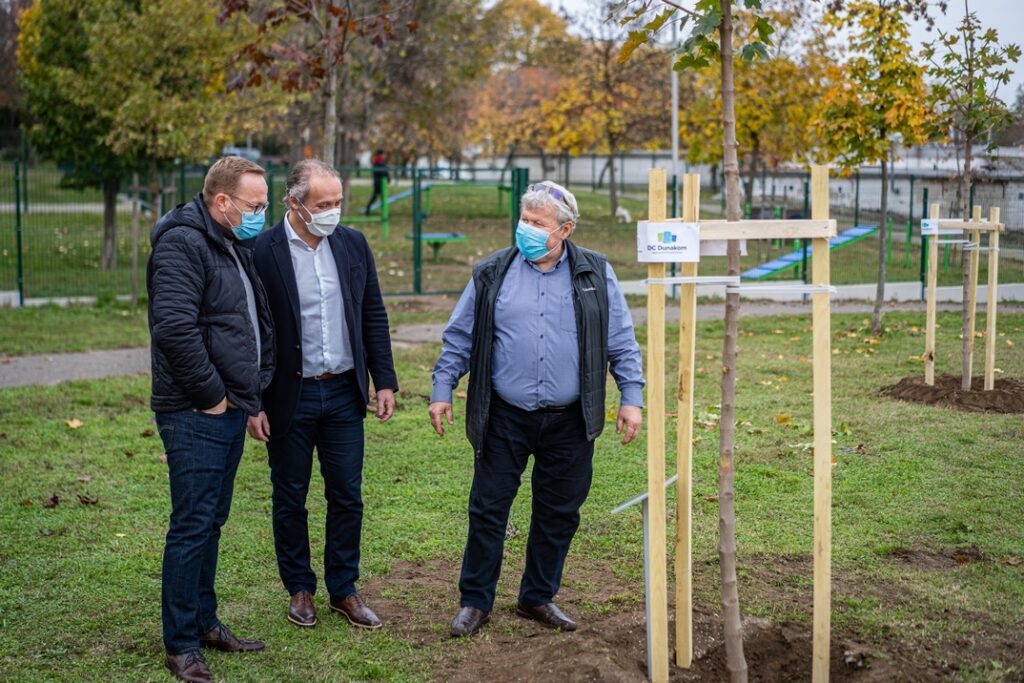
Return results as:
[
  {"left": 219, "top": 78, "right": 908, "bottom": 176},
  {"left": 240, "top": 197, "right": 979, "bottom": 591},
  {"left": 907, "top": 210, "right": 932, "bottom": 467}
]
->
[
  {"left": 359, "top": 554, "right": 1024, "bottom": 682},
  {"left": 882, "top": 374, "right": 1024, "bottom": 413}
]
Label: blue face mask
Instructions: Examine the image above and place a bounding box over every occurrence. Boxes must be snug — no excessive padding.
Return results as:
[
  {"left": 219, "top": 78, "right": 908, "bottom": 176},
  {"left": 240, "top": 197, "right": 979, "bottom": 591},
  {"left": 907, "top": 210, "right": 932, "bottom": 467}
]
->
[
  {"left": 226, "top": 198, "right": 265, "bottom": 240},
  {"left": 515, "top": 221, "right": 556, "bottom": 261}
]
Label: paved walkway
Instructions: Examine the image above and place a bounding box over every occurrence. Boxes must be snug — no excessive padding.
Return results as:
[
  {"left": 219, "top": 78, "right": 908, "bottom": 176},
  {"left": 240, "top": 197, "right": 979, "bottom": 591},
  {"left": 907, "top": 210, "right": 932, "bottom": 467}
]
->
[{"left": 2, "top": 301, "right": 1021, "bottom": 389}]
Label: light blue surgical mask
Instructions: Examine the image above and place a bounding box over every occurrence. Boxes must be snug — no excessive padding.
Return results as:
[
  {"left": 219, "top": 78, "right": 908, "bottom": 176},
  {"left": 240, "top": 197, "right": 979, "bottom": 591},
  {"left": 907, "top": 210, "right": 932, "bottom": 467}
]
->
[
  {"left": 515, "top": 221, "right": 556, "bottom": 261},
  {"left": 227, "top": 198, "right": 265, "bottom": 240}
]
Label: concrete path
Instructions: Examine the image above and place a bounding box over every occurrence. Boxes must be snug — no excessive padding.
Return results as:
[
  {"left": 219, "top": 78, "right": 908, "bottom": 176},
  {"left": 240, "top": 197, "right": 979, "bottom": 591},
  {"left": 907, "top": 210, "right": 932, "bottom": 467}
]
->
[{"left": 2, "top": 301, "right": 1022, "bottom": 389}]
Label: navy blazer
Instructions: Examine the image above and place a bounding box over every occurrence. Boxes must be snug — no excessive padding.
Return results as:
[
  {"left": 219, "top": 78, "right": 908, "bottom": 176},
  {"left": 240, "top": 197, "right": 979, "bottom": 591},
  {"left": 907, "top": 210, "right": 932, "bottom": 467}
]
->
[{"left": 253, "top": 219, "right": 399, "bottom": 437}]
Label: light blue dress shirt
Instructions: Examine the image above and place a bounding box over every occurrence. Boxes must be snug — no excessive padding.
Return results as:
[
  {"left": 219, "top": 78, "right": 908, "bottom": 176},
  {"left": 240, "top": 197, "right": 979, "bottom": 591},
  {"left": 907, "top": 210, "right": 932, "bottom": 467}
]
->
[
  {"left": 431, "top": 249, "right": 644, "bottom": 410},
  {"left": 285, "top": 214, "right": 353, "bottom": 377}
]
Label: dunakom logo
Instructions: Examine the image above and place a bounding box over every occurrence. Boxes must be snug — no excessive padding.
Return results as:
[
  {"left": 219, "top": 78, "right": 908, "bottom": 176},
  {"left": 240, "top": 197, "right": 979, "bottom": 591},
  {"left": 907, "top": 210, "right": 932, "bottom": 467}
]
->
[{"left": 656, "top": 231, "right": 677, "bottom": 244}]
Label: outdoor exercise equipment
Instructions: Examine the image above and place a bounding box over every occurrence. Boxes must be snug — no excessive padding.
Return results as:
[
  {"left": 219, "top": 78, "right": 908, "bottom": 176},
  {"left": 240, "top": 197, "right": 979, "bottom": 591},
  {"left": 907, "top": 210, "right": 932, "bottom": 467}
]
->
[
  {"left": 617, "top": 167, "right": 836, "bottom": 683},
  {"left": 921, "top": 204, "right": 1004, "bottom": 389}
]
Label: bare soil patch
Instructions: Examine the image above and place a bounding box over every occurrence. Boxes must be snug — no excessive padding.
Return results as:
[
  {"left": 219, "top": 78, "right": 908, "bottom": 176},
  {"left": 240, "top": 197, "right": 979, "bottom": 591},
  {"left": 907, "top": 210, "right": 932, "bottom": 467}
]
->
[
  {"left": 360, "top": 552, "right": 1023, "bottom": 682},
  {"left": 882, "top": 374, "right": 1024, "bottom": 413}
]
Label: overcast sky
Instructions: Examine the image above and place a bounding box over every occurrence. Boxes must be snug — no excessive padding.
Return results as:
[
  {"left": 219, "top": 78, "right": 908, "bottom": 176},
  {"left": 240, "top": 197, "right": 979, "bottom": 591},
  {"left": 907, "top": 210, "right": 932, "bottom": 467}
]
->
[{"left": 540, "top": 0, "right": 1023, "bottom": 105}]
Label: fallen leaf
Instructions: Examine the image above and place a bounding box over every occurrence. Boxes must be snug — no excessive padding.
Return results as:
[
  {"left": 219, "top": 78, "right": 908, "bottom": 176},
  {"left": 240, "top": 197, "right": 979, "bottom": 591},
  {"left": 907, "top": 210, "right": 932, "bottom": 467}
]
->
[
  {"left": 77, "top": 475, "right": 92, "bottom": 483},
  {"left": 505, "top": 523, "right": 519, "bottom": 540},
  {"left": 40, "top": 529, "right": 54, "bottom": 537},
  {"left": 772, "top": 329, "right": 784, "bottom": 334},
  {"left": 65, "top": 419, "right": 84, "bottom": 429},
  {"left": 123, "top": 450, "right": 134, "bottom": 458},
  {"left": 43, "top": 494, "right": 60, "bottom": 508},
  {"left": 115, "top": 533, "right": 127, "bottom": 538},
  {"left": 1007, "top": 339, "right": 1015, "bottom": 347},
  {"left": 1, "top": 358, "right": 12, "bottom": 365},
  {"left": 954, "top": 554, "right": 972, "bottom": 565},
  {"left": 19, "top": 499, "right": 33, "bottom": 507},
  {"left": 789, "top": 336, "right": 801, "bottom": 342},
  {"left": 77, "top": 494, "right": 99, "bottom": 505},
  {"left": 1000, "top": 555, "right": 1022, "bottom": 567},
  {"left": 455, "top": 391, "right": 468, "bottom": 399},
  {"left": 778, "top": 375, "right": 789, "bottom": 382},
  {"left": 704, "top": 495, "right": 718, "bottom": 501},
  {"left": 140, "top": 429, "right": 155, "bottom": 437},
  {"left": 775, "top": 414, "right": 792, "bottom": 426},
  {"left": 159, "top": 454, "right": 168, "bottom": 464},
  {"left": 0, "top": 431, "right": 6, "bottom": 438}
]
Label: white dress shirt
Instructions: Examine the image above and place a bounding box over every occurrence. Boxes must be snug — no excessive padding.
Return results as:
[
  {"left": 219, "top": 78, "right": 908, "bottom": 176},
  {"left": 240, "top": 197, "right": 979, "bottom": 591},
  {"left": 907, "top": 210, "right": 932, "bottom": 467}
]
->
[{"left": 284, "top": 213, "right": 353, "bottom": 377}]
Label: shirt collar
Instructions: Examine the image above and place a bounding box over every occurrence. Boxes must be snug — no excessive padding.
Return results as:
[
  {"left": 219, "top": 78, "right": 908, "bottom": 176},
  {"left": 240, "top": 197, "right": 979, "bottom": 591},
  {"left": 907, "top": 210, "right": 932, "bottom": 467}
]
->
[
  {"left": 522, "top": 244, "right": 568, "bottom": 272},
  {"left": 284, "top": 211, "right": 319, "bottom": 251}
]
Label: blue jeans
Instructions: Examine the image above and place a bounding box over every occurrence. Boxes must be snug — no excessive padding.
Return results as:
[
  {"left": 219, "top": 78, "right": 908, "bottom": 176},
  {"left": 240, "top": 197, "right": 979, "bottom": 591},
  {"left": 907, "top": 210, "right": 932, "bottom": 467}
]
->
[
  {"left": 459, "top": 396, "right": 594, "bottom": 611},
  {"left": 267, "top": 373, "right": 365, "bottom": 600},
  {"left": 156, "top": 407, "right": 246, "bottom": 654}
]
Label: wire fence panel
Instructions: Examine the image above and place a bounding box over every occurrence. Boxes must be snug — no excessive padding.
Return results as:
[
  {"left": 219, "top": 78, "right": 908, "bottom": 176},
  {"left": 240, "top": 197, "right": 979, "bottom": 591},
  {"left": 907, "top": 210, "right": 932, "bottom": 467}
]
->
[{"left": 1, "top": 160, "right": 1021, "bottom": 305}]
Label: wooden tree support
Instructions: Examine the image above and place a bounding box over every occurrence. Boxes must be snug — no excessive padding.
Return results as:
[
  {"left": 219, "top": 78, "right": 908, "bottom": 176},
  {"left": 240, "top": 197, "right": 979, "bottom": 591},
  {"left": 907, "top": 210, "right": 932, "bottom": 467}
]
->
[
  {"left": 620, "top": 166, "right": 836, "bottom": 682},
  {"left": 922, "top": 205, "right": 1004, "bottom": 388}
]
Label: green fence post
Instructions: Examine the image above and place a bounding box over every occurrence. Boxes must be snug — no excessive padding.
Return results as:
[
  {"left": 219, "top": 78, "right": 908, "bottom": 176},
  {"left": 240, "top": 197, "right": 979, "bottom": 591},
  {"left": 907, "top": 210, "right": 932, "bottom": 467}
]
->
[
  {"left": 20, "top": 135, "right": 29, "bottom": 215},
  {"left": 564, "top": 150, "right": 570, "bottom": 189},
  {"left": 424, "top": 185, "right": 431, "bottom": 216},
  {"left": 380, "top": 176, "right": 389, "bottom": 238},
  {"left": 886, "top": 215, "right": 893, "bottom": 265},
  {"left": 905, "top": 176, "right": 914, "bottom": 269},
  {"left": 619, "top": 153, "right": 625, "bottom": 195},
  {"left": 853, "top": 170, "right": 860, "bottom": 227},
  {"left": 412, "top": 170, "right": 423, "bottom": 294},
  {"left": 14, "top": 159, "right": 25, "bottom": 306},
  {"left": 920, "top": 186, "right": 928, "bottom": 299},
  {"left": 670, "top": 174, "right": 678, "bottom": 218},
  {"left": 179, "top": 164, "right": 186, "bottom": 206},
  {"left": 591, "top": 154, "right": 596, "bottom": 191}
]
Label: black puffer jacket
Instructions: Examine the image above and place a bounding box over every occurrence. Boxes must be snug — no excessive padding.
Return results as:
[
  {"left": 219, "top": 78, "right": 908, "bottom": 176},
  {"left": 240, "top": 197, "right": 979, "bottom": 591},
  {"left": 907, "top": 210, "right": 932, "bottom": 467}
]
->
[{"left": 147, "top": 193, "right": 274, "bottom": 416}]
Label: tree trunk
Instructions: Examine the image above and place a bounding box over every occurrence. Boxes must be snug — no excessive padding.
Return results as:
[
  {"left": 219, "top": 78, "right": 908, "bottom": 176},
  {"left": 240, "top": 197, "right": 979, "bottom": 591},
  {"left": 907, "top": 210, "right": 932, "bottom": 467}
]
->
[
  {"left": 101, "top": 177, "right": 119, "bottom": 271},
  {"left": 717, "top": 1, "right": 748, "bottom": 681},
  {"left": 872, "top": 155, "right": 889, "bottom": 334},
  {"left": 322, "top": 15, "right": 339, "bottom": 167},
  {"left": 607, "top": 150, "right": 619, "bottom": 217},
  {"left": 596, "top": 157, "right": 611, "bottom": 189},
  {"left": 960, "top": 133, "right": 974, "bottom": 389}
]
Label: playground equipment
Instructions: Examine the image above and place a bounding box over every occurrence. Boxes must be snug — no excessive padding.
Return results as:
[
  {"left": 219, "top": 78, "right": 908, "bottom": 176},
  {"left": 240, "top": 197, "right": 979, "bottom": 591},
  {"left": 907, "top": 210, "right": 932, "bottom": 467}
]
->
[
  {"left": 741, "top": 224, "right": 877, "bottom": 281},
  {"left": 620, "top": 167, "right": 836, "bottom": 683},
  {"left": 921, "top": 204, "right": 1004, "bottom": 389}
]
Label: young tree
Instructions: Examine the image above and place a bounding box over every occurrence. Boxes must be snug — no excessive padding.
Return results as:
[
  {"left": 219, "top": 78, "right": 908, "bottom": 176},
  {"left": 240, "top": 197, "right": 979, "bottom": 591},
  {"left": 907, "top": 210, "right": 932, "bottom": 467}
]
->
[
  {"left": 18, "top": 0, "right": 256, "bottom": 270},
  {"left": 816, "top": 0, "right": 932, "bottom": 334},
  {"left": 617, "top": 1, "right": 774, "bottom": 679},
  {"left": 922, "top": 2, "right": 1020, "bottom": 389}
]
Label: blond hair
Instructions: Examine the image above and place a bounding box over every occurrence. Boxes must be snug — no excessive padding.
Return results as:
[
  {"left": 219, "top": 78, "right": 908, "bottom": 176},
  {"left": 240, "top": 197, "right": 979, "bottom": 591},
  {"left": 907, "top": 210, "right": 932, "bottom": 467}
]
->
[{"left": 202, "top": 156, "right": 266, "bottom": 203}]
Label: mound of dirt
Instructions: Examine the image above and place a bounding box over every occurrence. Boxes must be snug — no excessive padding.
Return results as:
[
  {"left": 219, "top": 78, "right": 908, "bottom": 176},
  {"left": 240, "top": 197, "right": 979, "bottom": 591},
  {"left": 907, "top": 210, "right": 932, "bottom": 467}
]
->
[{"left": 882, "top": 374, "right": 1024, "bottom": 413}]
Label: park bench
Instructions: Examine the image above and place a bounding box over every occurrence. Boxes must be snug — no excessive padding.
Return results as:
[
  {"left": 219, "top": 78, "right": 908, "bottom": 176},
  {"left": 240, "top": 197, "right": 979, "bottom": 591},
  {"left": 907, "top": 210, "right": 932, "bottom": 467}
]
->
[{"left": 405, "top": 231, "right": 468, "bottom": 262}]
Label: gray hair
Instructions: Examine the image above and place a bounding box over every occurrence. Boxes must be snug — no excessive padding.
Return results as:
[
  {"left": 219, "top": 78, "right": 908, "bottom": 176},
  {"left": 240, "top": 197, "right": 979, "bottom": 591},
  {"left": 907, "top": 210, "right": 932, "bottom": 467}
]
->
[
  {"left": 284, "top": 159, "right": 341, "bottom": 204},
  {"left": 521, "top": 180, "right": 579, "bottom": 227}
]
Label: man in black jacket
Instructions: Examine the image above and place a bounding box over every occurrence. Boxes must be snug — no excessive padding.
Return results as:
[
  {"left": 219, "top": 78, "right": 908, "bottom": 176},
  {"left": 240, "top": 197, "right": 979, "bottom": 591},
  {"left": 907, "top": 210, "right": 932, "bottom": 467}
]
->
[
  {"left": 148, "top": 156, "right": 275, "bottom": 683},
  {"left": 250, "top": 159, "right": 398, "bottom": 632}
]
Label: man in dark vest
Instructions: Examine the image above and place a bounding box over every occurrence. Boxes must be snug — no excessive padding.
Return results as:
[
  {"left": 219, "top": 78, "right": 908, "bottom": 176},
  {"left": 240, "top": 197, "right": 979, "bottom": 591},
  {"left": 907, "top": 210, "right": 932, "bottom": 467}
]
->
[{"left": 428, "top": 180, "right": 644, "bottom": 637}]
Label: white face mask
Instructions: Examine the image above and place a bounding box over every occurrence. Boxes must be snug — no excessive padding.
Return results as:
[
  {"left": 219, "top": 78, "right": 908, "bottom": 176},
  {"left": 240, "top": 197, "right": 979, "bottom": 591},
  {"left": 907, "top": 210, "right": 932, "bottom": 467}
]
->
[{"left": 298, "top": 201, "right": 341, "bottom": 237}]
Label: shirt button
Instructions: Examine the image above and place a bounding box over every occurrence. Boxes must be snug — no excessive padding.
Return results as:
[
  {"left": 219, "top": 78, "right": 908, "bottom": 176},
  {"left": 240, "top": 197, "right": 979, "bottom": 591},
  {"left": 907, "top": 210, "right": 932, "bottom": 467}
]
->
[
  {"left": 295, "top": 371, "right": 301, "bottom": 377},
  {"left": 540, "top": 313, "right": 544, "bottom": 317},
  {"left": 295, "top": 344, "right": 300, "bottom": 350},
  {"left": 539, "top": 357, "right": 543, "bottom": 361},
  {"left": 541, "top": 292, "right": 545, "bottom": 296},
  {"left": 540, "top": 334, "right": 544, "bottom": 339}
]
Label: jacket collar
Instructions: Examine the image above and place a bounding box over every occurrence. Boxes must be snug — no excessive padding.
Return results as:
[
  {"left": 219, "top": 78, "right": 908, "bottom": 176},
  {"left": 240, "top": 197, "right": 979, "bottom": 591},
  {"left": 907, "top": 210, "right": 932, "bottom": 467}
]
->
[{"left": 194, "top": 192, "right": 236, "bottom": 255}]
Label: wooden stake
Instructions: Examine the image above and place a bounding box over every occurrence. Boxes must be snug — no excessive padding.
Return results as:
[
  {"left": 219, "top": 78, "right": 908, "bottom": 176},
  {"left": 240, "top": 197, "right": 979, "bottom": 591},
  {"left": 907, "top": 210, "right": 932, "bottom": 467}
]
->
[
  {"left": 646, "top": 168, "right": 669, "bottom": 683},
  {"left": 810, "top": 165, "right": 832, "bottom": 683},
  {"left": 965, "top": 205, "right": 982, "bottom": 386},
  {"left": 984, "top": 207, "right": 1001, "bottom": 391},
  {"left": 675, "top": 173, "right": 700, "bottom": 668},
  {"left": 925, "top": 203, "right": 940, "bottom": 385}
]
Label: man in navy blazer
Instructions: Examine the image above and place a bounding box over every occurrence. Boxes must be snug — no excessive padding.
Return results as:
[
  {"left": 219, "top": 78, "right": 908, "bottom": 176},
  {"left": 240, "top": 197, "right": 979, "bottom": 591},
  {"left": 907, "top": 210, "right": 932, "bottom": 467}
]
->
[{"left": 250, "top": 159, "right": 398, "bottom": 630}]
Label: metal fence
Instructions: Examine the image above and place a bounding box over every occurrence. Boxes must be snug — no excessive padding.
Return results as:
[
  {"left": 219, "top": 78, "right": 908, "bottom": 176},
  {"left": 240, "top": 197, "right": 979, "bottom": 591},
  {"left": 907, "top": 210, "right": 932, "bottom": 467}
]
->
[{"left": 1, "top": 159, "right": 1021, "bottom": 305}]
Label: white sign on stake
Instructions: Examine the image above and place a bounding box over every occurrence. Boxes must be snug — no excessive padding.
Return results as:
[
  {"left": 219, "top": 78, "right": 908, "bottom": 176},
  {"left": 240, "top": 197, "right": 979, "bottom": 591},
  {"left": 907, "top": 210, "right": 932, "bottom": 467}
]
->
[
  {"left": 637, "top": 221, "right": 700, "bottom": 263},
  {"left": 921, "top": 218, "right": 960, "bottom": 236}
]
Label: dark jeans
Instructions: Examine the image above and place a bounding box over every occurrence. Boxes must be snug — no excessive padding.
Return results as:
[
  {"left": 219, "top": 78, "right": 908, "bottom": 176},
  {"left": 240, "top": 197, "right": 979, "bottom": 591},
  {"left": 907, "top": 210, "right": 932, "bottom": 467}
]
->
[
  {"left": 364, "top": 182, "right": 383, "bottom": 214},
  {"left": 458, "top": 396, "right": 594, "bottom": 611},
  {"left": 157, "top": 407, "right": 247, "bottom": 654},
  {"left": 267, "top": 373, "right": 364, "bottom": 600}
]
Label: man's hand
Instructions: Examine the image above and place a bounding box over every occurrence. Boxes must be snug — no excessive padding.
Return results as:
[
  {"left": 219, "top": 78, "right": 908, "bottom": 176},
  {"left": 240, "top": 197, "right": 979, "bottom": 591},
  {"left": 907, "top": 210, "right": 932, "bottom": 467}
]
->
[
  {"left": 247, "top": 411, "right": 271, "bottom": 441},
  {"left": 202, "top": 396, "right": 228, "bottom": 415},
  {"left": 375, "top": 389, "right": 396, "bottom": 422},
  {"left": 428, "top": 401, "right": 454, "bottom": 437},
  {"left": 616, "top": 405, "right": 642, "bottom": 445}
]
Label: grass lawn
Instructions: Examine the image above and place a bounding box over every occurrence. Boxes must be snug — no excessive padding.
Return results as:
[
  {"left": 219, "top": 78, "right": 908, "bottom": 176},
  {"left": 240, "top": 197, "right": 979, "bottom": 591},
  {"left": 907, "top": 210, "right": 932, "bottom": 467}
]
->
[{"left": 1, "top": 310, "right": 1022, "bottom": 681}]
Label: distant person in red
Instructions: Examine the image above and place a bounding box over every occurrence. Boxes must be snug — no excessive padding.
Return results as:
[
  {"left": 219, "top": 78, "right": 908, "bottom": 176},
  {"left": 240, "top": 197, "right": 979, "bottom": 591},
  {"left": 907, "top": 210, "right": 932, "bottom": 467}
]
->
[{"left": 363, "top": 150, "right": 390, "bottom": 215}]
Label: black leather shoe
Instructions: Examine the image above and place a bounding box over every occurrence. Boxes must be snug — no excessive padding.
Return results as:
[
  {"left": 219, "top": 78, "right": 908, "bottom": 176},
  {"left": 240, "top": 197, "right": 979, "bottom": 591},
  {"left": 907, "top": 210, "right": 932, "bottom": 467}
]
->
[
  {"left": 164, "top": 650, "right": 213, "bottom": 682},
  {"left": 450, "top": 606, "right": 490, "bottom": 637},
  {"left": 198, "top": 623, "right": 265, "bottom": 652},
  {"left": 329, "top": 592, "right": 383, "bottom": 629},
  {"left": 515, "top": 602, "right": 577, "bottom": 631}
]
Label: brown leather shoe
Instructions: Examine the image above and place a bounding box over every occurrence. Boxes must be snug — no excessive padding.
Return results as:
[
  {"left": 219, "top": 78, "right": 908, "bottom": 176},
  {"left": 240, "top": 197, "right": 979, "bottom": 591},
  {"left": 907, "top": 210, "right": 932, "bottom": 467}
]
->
[
  {"left": 515, "top": 602, "right": 577, "bottom": 631},
  {"left": 288, "top": 591, "right": 317, "bottom": 628},
  {"left": 164, "top": 650, "right": 212, "bottom": 683},
  {"left": 329, "top": 592, "right": 382, "bottom": 629},
  {"left": 450, "top": 606, "right": 490, "bottom": 637},
  {"left": 198, "top": 622, "right": 265, "bottom": 652}
]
